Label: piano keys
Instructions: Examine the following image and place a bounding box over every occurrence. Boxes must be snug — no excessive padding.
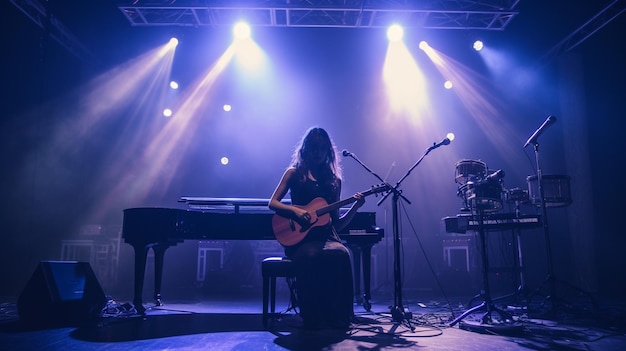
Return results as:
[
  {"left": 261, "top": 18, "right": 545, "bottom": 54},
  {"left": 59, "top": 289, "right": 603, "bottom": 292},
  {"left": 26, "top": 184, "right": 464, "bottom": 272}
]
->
[
  {"left": 442, "top": 212, "right": 542, "bottom": 234},
  {"left": 122, "top": 203, "right": 383, "bottom": 314}
]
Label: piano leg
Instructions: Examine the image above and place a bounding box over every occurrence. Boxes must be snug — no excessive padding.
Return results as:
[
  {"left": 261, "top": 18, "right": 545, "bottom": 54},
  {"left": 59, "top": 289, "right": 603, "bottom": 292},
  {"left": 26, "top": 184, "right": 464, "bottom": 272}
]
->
[
  {"left": 152, "top": 244, "right": 169, "bottom": 307},
  {"left": 361, "top": 244, "right": 374, "bottom": 312},
  {"left": 347, "top": 243, "right": 373, "bottom": 312},
  {"left": 132, "top": 244, "right": 149, "bottom": 315},
  {"left": 348, "top": 244, "right": 363, "bottom": 305}
]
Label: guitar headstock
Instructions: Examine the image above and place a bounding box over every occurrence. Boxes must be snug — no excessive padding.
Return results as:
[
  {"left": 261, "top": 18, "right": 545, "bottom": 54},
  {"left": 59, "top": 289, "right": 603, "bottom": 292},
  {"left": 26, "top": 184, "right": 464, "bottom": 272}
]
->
[{"left": 365, "top": 183, "right": 391, "bottom": 196}]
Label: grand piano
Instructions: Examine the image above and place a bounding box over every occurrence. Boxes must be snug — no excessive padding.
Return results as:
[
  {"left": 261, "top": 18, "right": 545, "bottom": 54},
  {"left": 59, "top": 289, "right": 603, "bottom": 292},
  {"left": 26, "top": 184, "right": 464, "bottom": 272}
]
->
[{"left": 122, "top": 198, "right": 384, "bottom": 314}]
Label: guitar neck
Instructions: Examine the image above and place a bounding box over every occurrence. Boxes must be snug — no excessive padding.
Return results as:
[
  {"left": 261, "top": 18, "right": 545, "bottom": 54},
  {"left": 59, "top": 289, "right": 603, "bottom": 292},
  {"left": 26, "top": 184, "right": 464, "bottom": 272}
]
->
[
  {"left": 315, "top": 196, "right": 358, "bottom": 216},
  {"left": 314, "top": 187, "right": 385, "bottom": 216}
]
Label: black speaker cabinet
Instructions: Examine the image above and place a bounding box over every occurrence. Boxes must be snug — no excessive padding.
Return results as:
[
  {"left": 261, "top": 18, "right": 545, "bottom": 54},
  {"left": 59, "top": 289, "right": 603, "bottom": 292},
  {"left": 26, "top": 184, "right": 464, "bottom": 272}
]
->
[{"left": 17, "top": 261, "right": 107, "bottom": 326}]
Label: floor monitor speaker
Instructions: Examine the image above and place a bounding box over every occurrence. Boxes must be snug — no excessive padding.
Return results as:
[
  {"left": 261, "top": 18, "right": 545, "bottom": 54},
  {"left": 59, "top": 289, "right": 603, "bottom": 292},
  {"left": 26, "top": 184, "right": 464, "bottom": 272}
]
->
[{"left": 17, "top": 261, "right": 106, "bottom": 326}]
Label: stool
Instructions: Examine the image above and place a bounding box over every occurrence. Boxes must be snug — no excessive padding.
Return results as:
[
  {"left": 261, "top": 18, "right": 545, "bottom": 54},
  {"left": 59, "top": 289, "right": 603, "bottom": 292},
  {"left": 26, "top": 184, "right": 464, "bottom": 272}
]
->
[{"left": 261, "top": 256, "right": 296, "bottom": 326}]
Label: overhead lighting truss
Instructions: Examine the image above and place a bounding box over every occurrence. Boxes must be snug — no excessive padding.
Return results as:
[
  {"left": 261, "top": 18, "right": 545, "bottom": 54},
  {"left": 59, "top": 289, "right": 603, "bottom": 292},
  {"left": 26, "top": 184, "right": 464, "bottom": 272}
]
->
[
  {"left": 117, "top": 0, "right": 521, "bottom": 31},
  {"left": 10, "top": 0, "right": 96, "bottom": 63},
  {"left": 539, "top": 0, "right": 626, "bottom": 65}
]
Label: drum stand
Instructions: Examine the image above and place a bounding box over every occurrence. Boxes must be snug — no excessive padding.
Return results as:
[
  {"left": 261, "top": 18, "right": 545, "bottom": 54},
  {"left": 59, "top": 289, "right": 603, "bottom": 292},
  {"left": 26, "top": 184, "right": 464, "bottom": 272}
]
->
[
  {"left": 449, "top": 199, "right": 514, "bottom": 328},
  {"left": 490, "top": 201, "right": 529, "bottom": 307}
]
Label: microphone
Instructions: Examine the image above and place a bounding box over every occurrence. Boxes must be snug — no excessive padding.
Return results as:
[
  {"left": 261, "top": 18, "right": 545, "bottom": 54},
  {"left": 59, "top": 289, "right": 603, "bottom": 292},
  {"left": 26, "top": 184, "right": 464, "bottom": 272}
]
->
[
  {"left": 484, "top": 169, "right": 505, "bottom": 182},
  {"left": 342, "top": 149, "right": 352, "bottom": 157},
  {"left": 523, "top": 115, "right": 557, "bottom": 148},
  {"left": 431, "top": 138, "right": 451, "bottom": 150}
]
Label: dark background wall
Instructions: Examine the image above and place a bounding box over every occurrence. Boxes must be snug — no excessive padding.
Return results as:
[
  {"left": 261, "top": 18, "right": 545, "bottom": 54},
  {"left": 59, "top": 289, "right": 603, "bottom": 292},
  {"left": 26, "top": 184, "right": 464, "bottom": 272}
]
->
[{"left": 1, "top": 1, "right": 624, "bottom": 302}]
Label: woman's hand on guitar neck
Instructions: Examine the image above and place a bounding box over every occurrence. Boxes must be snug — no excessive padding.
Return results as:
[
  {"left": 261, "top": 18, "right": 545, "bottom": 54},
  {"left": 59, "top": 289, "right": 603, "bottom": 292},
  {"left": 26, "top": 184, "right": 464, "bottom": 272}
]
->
[{"left": 353, "top": 192, "right": 365, "bottom": 209}]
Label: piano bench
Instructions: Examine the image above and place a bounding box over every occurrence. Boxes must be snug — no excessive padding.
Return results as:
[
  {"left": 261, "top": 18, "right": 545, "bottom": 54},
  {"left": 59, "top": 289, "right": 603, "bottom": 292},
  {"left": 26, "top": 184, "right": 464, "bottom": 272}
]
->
[{"left": 261, "top": 256, "right": 296, "bottom": 327}]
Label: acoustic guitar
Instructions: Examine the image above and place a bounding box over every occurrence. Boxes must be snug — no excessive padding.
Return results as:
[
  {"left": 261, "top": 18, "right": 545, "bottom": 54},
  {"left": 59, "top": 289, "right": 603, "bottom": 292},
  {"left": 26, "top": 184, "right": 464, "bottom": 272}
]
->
[{"left": 272, "top": 184, "right": 389, "bottom": 246}]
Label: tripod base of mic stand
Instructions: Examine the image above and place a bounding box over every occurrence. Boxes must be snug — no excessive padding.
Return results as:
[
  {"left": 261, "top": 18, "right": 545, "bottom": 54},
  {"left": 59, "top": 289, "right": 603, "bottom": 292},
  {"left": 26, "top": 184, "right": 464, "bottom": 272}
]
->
[
  {"left": 387, "top": 305, "right": 415, "bottom": 331},
  {"left": 490, "top": 285, "right": 531, "bottom": 311},
  {"left": 390, "top": 305, "right": 413, "bottom": 322},
  {"left": 449, "top": 298, "right": 524, "bottom": 334},
  {"left": 458, "top": 319, "right": 525, "bottom": 335},
  {"left": 528, "top": 275, "right": 597, "bottom": 315}
]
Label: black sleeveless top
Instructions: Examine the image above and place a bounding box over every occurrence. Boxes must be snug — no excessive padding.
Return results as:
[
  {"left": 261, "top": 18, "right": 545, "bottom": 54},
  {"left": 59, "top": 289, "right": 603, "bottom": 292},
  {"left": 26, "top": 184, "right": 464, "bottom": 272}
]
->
[{"left": 286, "top": 170, "right": 342, "bottom": 245}]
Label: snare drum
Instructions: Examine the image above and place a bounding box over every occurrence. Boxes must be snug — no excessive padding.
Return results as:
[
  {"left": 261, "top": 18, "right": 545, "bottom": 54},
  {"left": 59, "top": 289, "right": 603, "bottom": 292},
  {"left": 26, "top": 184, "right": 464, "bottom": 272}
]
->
[
  {"left": 455, "top": 159, "right": 487, "bottom": 185},
  {"left": 465, "top": 182, "right": 503, "bottom": 212},
  {"left": 526, "top": 175, "right": 572, "bottom": 207}
]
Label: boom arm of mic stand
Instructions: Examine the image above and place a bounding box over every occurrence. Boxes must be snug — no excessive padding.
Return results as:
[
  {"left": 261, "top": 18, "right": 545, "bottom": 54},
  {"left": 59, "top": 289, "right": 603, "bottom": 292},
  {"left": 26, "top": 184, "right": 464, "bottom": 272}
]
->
[
  {"left": 345, "top": 153, "right": 385, "bottom": 183},
  {"left": 377, "top": 143, "right": 446, "bottom": 206},
  {"left": 392, "top": 144, "right": 437, "bottom": 192},
  {"left": 345, "top": 152, "right": 398, "bottom": 204},
  {"left": 377, "top": 184, "right": 409, "bottom": 206}
]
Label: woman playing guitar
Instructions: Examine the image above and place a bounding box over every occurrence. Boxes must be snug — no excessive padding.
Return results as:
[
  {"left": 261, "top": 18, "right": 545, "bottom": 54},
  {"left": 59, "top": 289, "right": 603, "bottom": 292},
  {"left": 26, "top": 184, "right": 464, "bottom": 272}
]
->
[{"left": 269, "top": 126, "right": 365, "bottom": 330}]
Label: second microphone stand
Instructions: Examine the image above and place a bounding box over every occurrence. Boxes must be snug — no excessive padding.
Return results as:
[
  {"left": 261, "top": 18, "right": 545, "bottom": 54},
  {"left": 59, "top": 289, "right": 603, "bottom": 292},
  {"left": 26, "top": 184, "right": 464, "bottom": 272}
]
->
[
  {"left": 528, "top": 141, "right": 596, "bottom": 313},
  {"left": 346, "top": 139, "right": 450, "bottom": 330}
]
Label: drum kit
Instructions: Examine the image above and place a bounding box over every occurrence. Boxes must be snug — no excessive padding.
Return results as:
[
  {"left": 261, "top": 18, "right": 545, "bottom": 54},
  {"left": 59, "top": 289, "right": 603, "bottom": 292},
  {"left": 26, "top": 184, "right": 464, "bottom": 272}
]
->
[
  {"left": 449, "top": 159, "right": 573, "bottom": 328},
  {"left": 454, "top": 159, "right": 572, "bottom": 212}
]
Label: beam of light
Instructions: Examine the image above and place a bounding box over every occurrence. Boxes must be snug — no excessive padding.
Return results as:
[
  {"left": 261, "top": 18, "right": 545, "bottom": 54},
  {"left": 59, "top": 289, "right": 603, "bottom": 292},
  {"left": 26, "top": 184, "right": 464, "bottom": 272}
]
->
[
  {"left": 234, "top": 22, "right": 251, "bottom": 40},
  {"left": 73, "top": 44, "right": 176, "bottom": 137},
  {"left": 233, "top": 35, "right": 265, "bottom": 73},
  {"left": 382, "top": 40, "right": 429, "bottom": 123},
  {"left": 477, "top": 45, "right": 542, "bottom": 99},
  {"left": 419, "top": 43, "right": 528, "bottom": 170},
  {"left": 473, "top": 40, "right": 484, "bottom": 52},
  {"left": 476, "top": 45, "right": 515, "bottom": 79},
  {"left": 158, "top": 37, "right": 179, "bottom": 57},
  {"left": 130, "top": 45, "right": 237, "bottom": 197},
  {"left": 387, "top": 24, "right": 404, "bottom": 42},
  {"left": 16, "top": 40, "right": 179, "bottom": 222},
  {"left": 87, "top": 45, "right": 236, "bottom": 220}
]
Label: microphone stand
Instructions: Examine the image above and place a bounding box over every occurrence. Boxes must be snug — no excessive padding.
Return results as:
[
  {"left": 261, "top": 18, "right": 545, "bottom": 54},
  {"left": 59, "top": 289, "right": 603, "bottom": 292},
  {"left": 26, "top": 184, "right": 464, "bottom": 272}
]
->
[
  {"left": 532, "top": 141, "right": 557, "bottom": 309},
  {"left": 343, "top": 152, "right": 396, "bottom": 311},
  {"left": 353, "top": 141, "right": 447, "bottom": 330},
  {"left": 528, "top": 141, "right": 597, "bottom": 314}
]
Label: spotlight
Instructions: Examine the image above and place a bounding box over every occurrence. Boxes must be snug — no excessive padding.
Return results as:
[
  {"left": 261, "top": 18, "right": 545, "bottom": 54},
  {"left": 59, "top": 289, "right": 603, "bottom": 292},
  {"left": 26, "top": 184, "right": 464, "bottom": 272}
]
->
[
  {"left": 233, "top": 22, "right": 251, "bottom": 40},
  {"left": 444, "top": 80, "right": 453, "bottom": 89},
  {"left": 220, "top": 157, "right": 229, "bottom": 165},
  {"left": 163, "top": 108, "right": 173, "bottom": 117},
  {"left": 223, "top": 104, "right": 232, "bottom": 112},
  {"left": 387, "top": 24, "right": 404, "bottom": 42},
  {"left": 169, "top": 37, "right": 179, "bottom": 47},
  {"left": 473, "top": 40, "right": 484, "bottom": 52},
  {"left": 169, "top": 81, "right": 179, "bottom": 90},
  {"left": 418, "top": 41, "right": 429, "bottom": 51},
  {"left": 446, "top": 132, "right": 455, "bottom": 141}
]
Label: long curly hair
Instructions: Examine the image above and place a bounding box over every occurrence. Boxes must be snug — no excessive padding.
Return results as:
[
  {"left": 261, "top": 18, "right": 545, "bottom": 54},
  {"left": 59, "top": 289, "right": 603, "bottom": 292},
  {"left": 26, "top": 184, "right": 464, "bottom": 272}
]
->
[{"left": 289, "top": 127, "right": 342, "bottom": 184}]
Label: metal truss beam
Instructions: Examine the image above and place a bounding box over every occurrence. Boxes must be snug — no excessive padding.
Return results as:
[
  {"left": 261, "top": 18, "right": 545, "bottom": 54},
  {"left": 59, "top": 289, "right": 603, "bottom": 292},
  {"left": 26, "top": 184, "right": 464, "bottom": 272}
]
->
[
  {"left": 540, "top": 0, "right": 625, "bottom": 65},
  {"left": 10, "top": 0, "right": 95, "bottom": 63},
  {"left": 117, "top": 0, "right": 520, "bottom": 31}
]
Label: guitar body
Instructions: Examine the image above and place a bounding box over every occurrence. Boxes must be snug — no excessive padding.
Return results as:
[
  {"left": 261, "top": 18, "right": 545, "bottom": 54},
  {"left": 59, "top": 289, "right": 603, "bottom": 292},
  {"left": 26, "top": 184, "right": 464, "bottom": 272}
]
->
[
  {"left": 271, "top": 184, "right": 389, "bottom": 247},
  {"left": 272, "top": 197, "right": 331, "bottom": 247}
]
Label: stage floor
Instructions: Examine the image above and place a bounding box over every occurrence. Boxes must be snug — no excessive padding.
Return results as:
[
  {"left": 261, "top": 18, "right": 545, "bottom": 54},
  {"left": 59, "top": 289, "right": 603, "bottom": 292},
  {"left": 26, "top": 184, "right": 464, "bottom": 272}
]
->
[{"left": 2, "top": 288, "right": 625, "bottom": 351}]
